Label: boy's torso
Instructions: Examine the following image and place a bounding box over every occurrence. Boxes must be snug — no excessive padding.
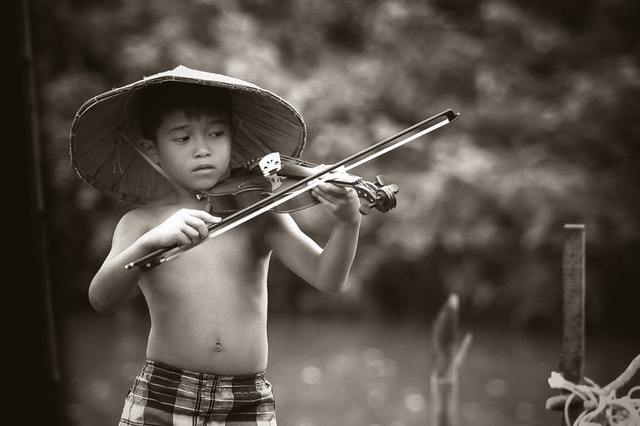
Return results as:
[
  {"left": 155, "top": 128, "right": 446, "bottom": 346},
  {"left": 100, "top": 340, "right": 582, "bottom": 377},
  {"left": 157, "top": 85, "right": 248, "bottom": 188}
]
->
[{"left": 136, "top": 203, "right": 273, "bottom": 376}]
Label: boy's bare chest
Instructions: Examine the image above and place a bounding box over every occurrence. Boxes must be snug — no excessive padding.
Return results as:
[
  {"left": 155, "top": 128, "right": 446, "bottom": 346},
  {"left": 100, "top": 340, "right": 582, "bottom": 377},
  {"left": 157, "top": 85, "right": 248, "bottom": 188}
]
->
[
  {"left": 141, "top": 220, "right": 270, "bottom": 290},
  {"left": 188, "top": 229, "right": 267, "bottom": 269}
]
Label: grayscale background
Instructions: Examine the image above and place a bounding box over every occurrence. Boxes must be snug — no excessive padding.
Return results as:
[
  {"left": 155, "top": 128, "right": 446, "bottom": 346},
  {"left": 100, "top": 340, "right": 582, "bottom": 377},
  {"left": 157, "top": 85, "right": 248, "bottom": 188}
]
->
[{"left": 18, "top": 1, "right": 640, "bottom": 425}]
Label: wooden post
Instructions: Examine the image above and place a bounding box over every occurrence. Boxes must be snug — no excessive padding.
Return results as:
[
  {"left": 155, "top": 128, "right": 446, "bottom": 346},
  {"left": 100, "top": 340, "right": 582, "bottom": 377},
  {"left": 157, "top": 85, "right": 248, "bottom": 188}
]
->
[
  {"left": 431, "top": 294, "right": 458, "bottom": 426},
  {"left": 560, "top": 224, "right": 586, "bottom": 424},
  {"left": 430, "top": 294, "right": 472, "bottom": 426}
]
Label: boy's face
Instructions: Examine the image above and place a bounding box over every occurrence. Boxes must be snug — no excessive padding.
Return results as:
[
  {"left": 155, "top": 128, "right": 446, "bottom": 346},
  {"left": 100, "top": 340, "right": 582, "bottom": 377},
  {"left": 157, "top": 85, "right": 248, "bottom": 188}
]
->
[{"left": 143, "top": 108, "right": 233, "bottom": 194}]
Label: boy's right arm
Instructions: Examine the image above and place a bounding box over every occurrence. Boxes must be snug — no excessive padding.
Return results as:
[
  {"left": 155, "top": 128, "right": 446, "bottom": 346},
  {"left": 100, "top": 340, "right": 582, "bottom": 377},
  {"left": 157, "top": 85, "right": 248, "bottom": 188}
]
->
[
  {"left": 88, "top": 210, "right": 155, "bottom": 313},
  {"left": 88, "top": 208, "right": 219, "bottom": 313}
]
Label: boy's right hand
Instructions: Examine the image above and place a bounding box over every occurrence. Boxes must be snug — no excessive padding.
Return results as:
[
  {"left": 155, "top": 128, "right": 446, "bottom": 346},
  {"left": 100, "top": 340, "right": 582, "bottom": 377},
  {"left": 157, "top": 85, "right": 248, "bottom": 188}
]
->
[{"left": 143, "top": 208, "right": 222, "bottom": 249}]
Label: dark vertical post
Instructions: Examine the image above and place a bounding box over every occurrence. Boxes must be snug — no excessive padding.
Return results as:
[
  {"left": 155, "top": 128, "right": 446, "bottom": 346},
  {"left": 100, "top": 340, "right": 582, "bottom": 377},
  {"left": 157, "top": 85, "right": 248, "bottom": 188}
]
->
[
  {"left": 15, "top": 0, "right": 65, "bottom": 423},
  {"left": 561, "top": 224, "right": 586, "bottom": 424}
]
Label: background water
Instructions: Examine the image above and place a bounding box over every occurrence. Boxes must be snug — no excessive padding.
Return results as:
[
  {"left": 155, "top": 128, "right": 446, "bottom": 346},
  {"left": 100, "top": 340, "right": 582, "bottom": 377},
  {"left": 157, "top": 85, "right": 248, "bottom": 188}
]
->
[{"left": 59, "top": 306, "right": 638, "bottom": 426}]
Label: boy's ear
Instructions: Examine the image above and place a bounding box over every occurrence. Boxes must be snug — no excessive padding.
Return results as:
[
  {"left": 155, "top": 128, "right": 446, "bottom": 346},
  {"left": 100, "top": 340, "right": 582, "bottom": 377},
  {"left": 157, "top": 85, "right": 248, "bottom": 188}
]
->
[{"left": 139, "top": 139, "right": 160, "bottom": 163}]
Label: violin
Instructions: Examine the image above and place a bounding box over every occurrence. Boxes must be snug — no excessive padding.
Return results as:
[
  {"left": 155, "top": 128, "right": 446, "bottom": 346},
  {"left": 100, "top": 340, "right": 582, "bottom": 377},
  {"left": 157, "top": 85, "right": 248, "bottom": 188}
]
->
[
  {"left": 125, "top": 108, "right": 460, "bottom": 270},
  {"left": 202, "top": 153, "right": 399, "bottom": 216}
]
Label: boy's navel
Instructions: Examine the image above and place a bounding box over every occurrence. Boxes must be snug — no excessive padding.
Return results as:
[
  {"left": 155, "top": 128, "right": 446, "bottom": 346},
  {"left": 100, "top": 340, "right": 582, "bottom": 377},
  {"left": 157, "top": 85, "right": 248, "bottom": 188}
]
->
[{"left": 215, "top": 341, "right": 222, "bottom": 352}]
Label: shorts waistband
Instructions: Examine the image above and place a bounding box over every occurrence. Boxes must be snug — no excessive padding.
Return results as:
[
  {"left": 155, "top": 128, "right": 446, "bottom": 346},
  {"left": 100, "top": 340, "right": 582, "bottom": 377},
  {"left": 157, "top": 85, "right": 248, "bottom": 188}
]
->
[{"left": 144, "top": 359, "right": 266, "bottom": 384}]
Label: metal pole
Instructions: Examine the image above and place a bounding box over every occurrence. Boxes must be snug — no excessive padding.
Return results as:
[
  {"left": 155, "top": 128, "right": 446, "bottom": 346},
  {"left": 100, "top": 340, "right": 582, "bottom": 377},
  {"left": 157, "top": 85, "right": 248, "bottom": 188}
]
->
[{"left": 561, "top": 224, "right": 586, "bottom": 424}]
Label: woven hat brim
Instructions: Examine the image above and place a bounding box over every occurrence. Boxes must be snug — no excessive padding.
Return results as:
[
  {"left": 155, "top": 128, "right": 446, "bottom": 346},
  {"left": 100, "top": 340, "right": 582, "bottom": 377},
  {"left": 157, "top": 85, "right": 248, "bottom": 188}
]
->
[{"left": 70, "top": 65, "right": 307, "bottom": 205}]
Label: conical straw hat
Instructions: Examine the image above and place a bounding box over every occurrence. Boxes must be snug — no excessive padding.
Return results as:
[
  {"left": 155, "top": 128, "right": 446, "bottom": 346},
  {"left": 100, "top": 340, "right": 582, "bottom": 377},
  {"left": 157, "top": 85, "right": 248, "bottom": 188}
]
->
[{"left": 70, "top": 65, "right": 307, "bottom": 204}]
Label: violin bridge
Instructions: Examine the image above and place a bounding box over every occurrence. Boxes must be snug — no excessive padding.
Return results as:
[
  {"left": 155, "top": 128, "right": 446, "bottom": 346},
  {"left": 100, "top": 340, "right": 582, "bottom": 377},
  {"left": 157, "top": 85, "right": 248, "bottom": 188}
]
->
[
  {"left": 258, "top": 152, "right": 282, "bottom": 176},
  {"left": 257, "top": 152, "right": 283, "bottom": 190}
]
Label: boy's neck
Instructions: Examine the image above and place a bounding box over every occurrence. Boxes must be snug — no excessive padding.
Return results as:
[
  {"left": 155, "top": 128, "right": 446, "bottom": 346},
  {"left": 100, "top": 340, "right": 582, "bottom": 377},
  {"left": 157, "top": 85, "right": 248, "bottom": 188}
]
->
[{"left": 162, "top": 187, "right": 213, "bottom": 212}]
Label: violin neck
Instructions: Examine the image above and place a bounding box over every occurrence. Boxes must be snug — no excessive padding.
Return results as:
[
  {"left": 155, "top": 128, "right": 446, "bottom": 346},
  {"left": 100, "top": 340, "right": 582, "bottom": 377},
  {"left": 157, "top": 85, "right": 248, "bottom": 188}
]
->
[{"left": 278, "top": 163, "right": 359, "bottom": 185}]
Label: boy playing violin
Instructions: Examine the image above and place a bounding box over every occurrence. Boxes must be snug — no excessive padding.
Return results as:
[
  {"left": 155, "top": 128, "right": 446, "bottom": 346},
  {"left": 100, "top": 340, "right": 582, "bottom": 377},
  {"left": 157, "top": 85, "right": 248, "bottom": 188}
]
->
[{"left": 70, "top": 66, "right": 361, "bottom": 425}]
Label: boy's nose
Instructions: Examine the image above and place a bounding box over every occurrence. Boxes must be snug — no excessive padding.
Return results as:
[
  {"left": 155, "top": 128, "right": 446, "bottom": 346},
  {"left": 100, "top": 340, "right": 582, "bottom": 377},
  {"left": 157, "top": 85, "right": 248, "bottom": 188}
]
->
[{"left": 193, "top": 137, "right": 211, "bottom": 157}]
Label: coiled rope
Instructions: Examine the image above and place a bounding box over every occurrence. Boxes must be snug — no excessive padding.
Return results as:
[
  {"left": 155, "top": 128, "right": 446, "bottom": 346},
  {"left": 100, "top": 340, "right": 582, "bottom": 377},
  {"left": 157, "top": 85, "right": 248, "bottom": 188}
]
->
[{"left": 546, "top": 354, "right": 640, "bottom": 426}]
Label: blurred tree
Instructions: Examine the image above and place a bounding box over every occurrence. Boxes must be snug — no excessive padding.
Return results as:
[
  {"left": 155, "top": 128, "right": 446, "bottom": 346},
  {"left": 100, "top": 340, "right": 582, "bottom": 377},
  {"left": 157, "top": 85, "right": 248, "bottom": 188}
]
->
[{"left": 30, "top": 0, "right": 640, "bottom": 332}]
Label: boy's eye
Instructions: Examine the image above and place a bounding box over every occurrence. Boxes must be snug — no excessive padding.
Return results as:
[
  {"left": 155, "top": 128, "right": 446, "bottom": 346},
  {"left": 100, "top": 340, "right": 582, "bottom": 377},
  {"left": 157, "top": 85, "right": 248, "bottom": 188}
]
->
[
  {"left": 209, "top": 130, "right": 225, "bottom": 138},
  {"left": 174, "top": 135, "right": 190, "bottom": 143}
]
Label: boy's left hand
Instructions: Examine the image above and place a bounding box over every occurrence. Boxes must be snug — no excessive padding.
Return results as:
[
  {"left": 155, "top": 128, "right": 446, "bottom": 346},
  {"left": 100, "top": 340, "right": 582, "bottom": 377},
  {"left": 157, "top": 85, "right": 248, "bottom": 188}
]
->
[{"left": 311, "top": 182, "right": 361, "bottom": 225}]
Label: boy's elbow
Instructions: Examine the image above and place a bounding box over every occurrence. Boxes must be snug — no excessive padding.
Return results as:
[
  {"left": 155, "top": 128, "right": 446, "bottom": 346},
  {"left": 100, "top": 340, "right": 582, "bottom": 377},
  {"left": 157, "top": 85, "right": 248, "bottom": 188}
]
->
[
  {"left": 317, "top": 278, "right": 348, "bottom": 294},
  {"left": 88, "top": 285, "right": 117, "bottom": 314},
  {"left": 88, "top": 291, "right": 109, "bottom": 313},
  {"left": 325, "top": 286, "right": 345, "bottom": 294}
]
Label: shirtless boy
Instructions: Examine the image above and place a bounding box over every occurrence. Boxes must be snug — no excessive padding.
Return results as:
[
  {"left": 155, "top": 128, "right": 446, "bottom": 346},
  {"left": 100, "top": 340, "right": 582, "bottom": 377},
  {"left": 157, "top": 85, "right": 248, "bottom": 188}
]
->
[{"left": 70, "top": 66, "right": 361, "bottom": 425}]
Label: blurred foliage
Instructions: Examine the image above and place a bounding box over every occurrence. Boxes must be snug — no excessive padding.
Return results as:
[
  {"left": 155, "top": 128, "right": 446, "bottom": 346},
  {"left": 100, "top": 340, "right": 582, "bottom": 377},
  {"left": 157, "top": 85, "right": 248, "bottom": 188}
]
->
[{"left": 30, "top": 0, "right": 640, "bottom": 331}]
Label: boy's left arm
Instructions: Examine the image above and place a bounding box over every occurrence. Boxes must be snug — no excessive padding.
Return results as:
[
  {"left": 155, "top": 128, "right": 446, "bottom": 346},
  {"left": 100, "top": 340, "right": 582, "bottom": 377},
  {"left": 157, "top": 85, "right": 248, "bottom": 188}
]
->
[{"left": 265, "top": 182, "right": 361, "bottom": 293}]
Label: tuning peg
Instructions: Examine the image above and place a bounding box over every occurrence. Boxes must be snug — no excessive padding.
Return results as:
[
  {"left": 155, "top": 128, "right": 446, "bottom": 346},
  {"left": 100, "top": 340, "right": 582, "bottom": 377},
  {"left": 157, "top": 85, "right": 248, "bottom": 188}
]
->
[
  {"left": 375, "top": 175, "right": 388, "bottom": 186},
  {"left": 359, "top": 203, "right": 372, "bottom": 215}
]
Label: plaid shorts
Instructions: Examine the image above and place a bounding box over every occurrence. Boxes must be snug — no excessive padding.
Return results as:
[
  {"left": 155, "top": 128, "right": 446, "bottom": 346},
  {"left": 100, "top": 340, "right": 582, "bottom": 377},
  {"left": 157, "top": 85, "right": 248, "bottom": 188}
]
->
[{"left": 118, "top": 360, "right": 277, "bottom": 425}]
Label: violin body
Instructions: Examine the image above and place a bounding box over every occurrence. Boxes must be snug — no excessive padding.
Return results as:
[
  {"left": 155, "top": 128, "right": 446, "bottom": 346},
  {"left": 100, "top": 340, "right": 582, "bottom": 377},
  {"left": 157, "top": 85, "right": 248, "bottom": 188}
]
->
[{"left": 203, "top": 155, "right": 399, "bottom": 215}]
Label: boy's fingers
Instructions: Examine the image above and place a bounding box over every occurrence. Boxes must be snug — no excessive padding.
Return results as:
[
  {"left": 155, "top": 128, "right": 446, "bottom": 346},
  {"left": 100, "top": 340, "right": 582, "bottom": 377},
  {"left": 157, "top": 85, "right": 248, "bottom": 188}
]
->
[
  {"left": 316, "top": 182, "right": 341, "bottom": 191},
  {"left": 312, "top": 192, "right": 336, "bottom": 211},
  {"left": 314, "top": 182, "right": 351, "bottom": 197},
  {"left": 207, "top": 215, "right": 223, "bottom": 223},
  {"left": 178, "top": 215, "right": 215, "bottom": 241},
  {"left": 178, "top": 225, "right": 200, "bottom": 245},
  {"left": 190, "top": 209, "right": 222, "bottom": 224}
]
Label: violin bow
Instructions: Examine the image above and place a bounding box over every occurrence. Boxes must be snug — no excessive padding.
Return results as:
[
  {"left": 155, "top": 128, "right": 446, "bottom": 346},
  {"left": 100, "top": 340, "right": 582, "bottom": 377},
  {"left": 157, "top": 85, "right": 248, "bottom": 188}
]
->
[{"left": 125, "top": 108, "right": 460, "bottom": 270}]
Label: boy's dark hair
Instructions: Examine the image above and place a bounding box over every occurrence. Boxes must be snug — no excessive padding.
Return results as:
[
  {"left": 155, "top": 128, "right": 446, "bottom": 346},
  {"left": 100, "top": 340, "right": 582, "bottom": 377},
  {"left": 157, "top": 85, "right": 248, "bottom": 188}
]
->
[{"left": 138, "top": 82, "right": 232, "bottom": 140}]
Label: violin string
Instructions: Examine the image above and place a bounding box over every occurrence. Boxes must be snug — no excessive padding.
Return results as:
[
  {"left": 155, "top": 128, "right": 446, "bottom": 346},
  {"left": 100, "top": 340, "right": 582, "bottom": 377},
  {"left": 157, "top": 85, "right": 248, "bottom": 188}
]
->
[{"left": 279, "top": 154, "right": 316, "bottom": 167}]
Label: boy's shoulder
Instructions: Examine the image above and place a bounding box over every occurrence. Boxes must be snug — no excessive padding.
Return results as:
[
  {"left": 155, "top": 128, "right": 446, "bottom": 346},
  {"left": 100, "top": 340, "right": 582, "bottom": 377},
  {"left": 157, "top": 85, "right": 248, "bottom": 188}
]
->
[{"left": 117, "top": 201, "right": 174, "bottom": 232}]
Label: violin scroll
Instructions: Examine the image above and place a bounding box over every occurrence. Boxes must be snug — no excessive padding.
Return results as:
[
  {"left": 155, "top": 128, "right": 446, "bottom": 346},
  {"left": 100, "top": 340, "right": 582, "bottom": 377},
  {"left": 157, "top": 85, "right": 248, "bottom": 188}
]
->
[{"left": 355, "top": 175, "right": 399, "bottom": 215}]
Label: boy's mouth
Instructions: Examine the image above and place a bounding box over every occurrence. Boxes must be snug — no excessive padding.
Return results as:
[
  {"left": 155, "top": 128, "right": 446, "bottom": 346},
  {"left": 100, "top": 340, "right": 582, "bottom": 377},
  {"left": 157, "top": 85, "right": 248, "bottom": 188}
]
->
[{"left": 193, "top": 164, "right": 215, "bottom": 172}]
